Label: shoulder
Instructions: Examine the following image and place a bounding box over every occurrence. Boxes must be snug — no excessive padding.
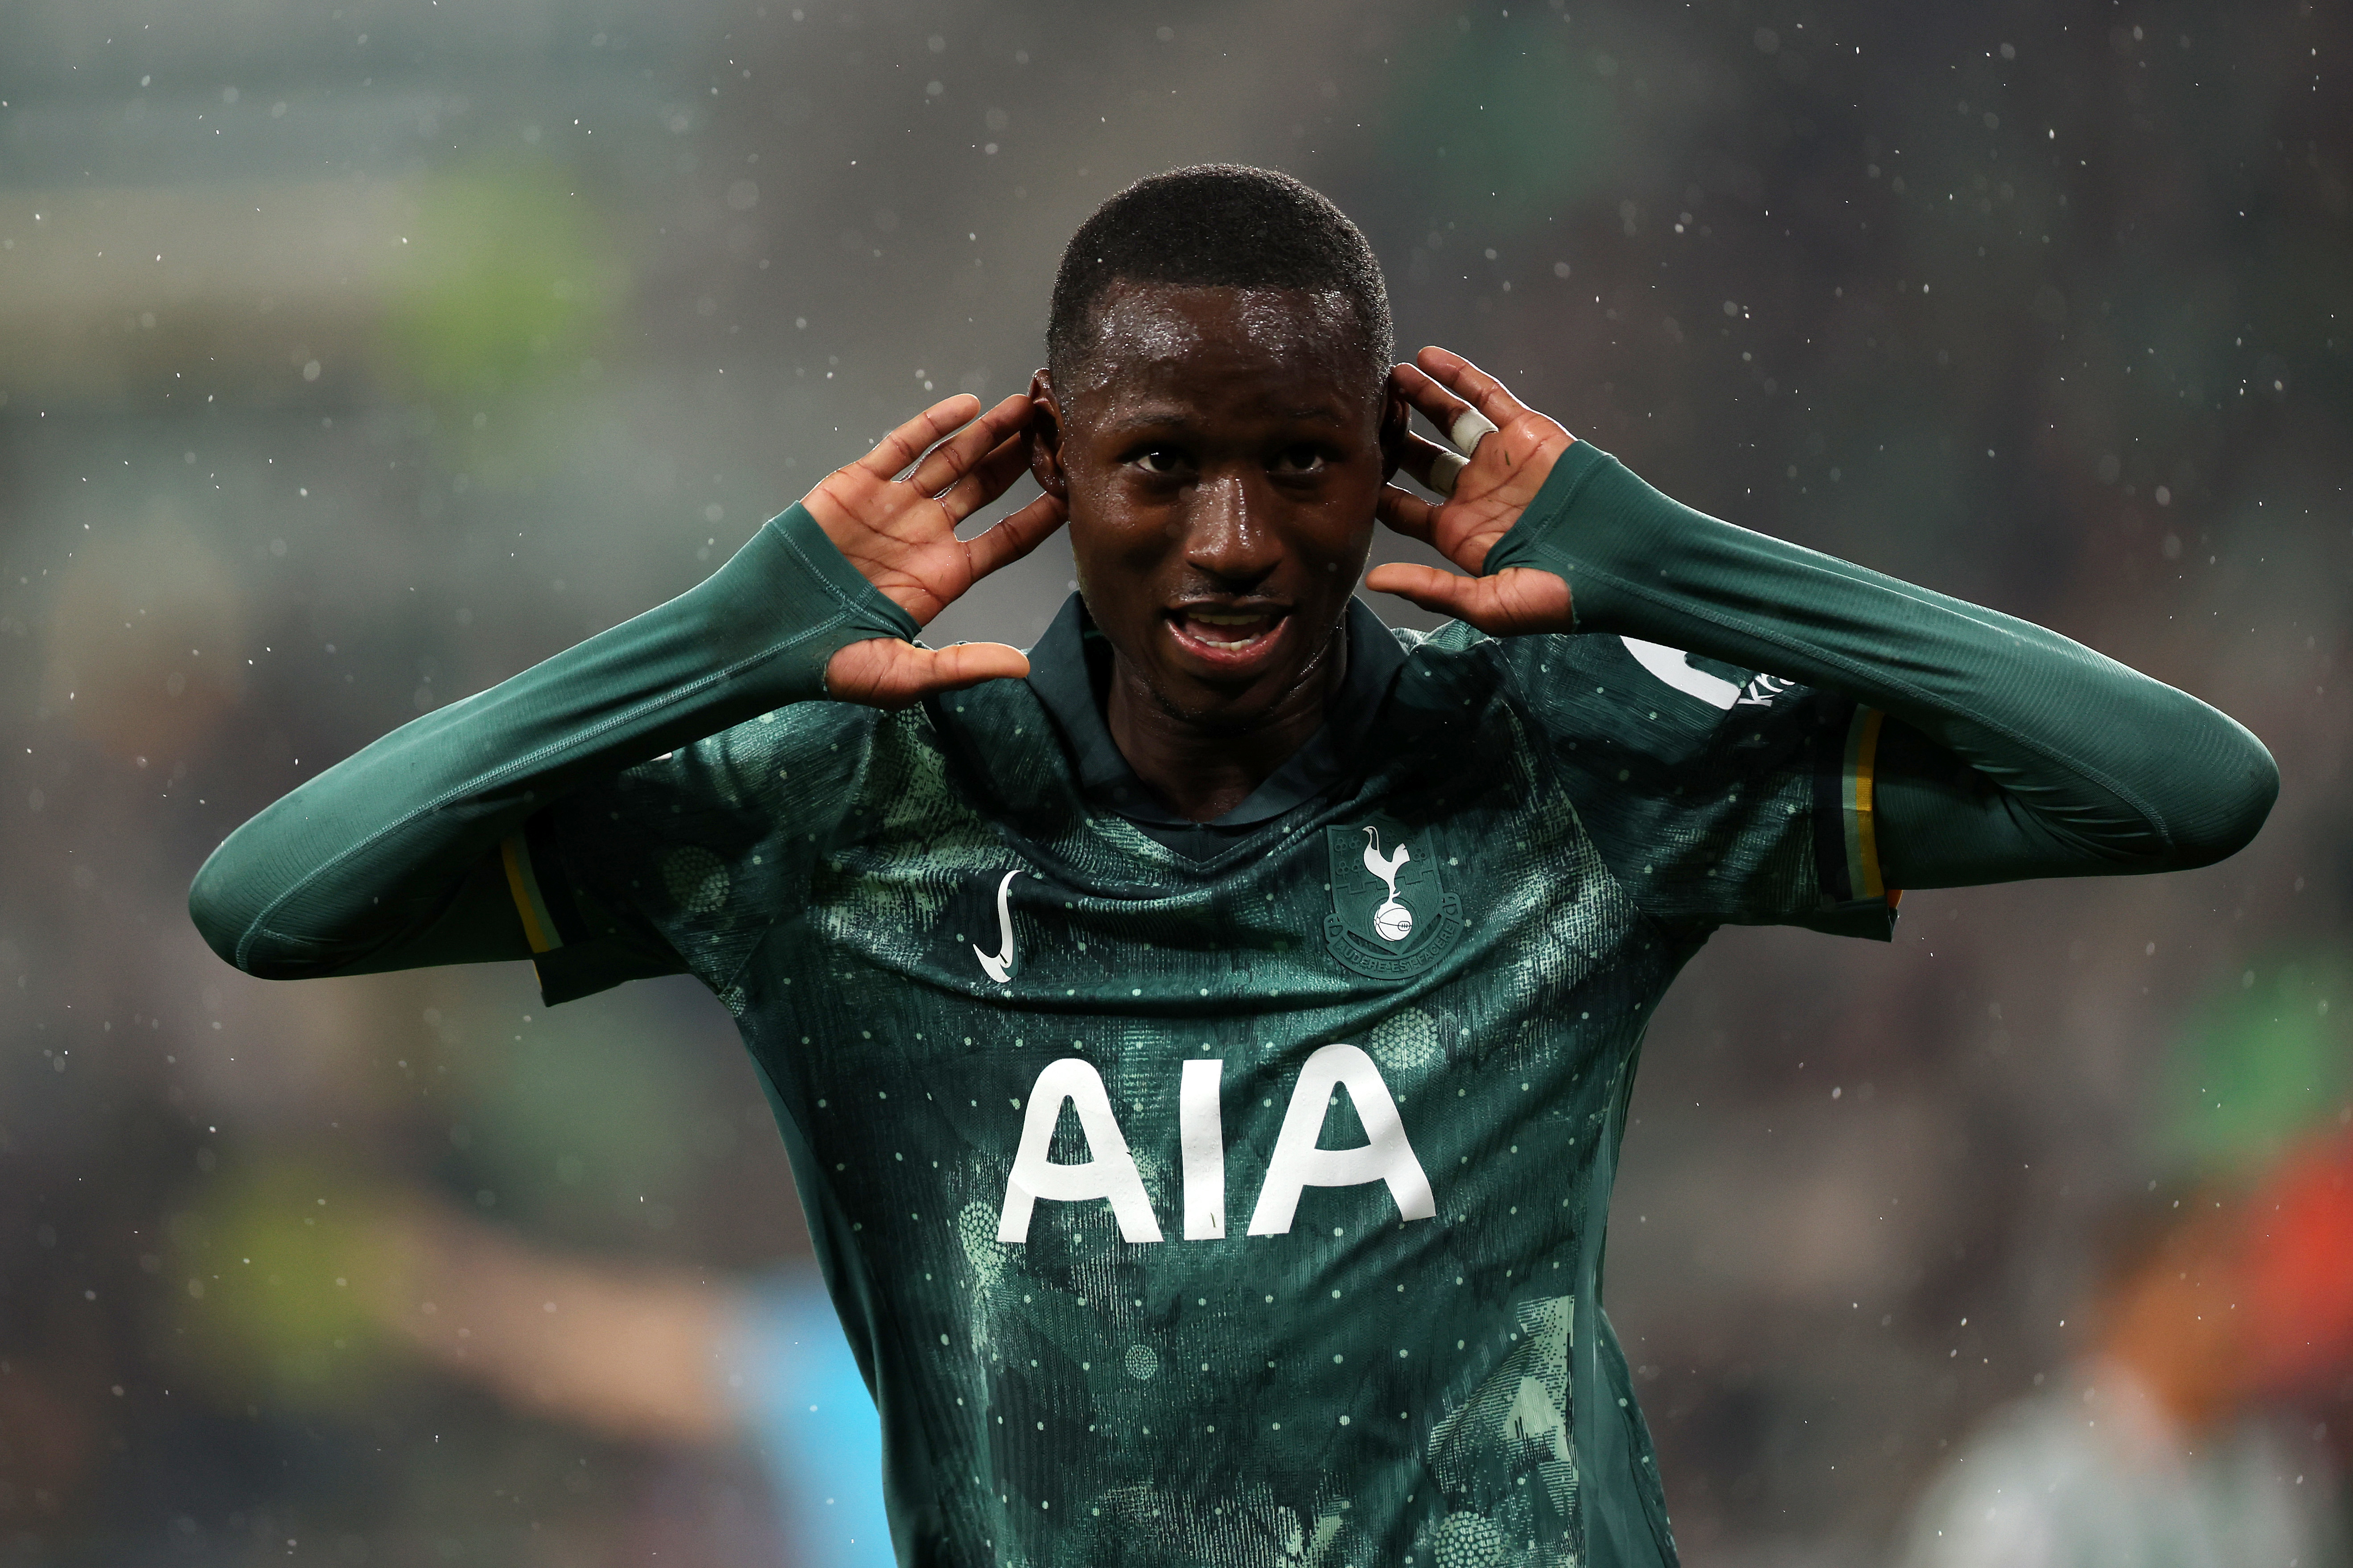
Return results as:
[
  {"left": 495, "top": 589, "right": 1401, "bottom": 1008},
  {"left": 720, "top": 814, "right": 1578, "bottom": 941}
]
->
[
  {"left": 533, "top": 701, "right": 935, "bottom": 990},
  {"left": 1394, "top": 623, "right": 1849, "bottom": 848},
  {"left": 1429, "top": 625, "right": 1843, "bottom": 780}
]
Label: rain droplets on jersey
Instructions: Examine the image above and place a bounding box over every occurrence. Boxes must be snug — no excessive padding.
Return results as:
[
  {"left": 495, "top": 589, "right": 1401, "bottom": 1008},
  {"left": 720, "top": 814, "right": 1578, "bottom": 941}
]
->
[
  {"left": 515, "top": 611, "right": 1891, "bottom": 1568},
  {"left": 197, "top": 445, "right": 2268, "bottom": 1568}
]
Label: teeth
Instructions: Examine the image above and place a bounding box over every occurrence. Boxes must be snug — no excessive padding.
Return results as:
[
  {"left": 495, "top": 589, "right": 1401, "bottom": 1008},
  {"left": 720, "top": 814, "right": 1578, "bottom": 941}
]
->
[{"left": 1176, "top": 608, "right": 1281, "bottom": 651}]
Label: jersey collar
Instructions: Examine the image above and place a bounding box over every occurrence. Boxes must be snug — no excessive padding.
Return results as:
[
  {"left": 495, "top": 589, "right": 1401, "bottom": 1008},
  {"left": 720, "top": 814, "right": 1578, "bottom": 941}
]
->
[{"left": 1023, "top": 593, "right": 1409, "bottom": 837}]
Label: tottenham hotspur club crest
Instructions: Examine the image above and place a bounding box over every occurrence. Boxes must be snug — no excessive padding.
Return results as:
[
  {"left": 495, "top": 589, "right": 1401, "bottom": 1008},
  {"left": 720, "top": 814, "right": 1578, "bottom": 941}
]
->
[{"left": 1322, "top": 817, "right": 1464, "bottom": 981}]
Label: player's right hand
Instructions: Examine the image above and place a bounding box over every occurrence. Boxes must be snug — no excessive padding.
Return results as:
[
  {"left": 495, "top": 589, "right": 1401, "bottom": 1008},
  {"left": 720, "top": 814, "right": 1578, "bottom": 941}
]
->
[{"left": 803, "top": 393, "right": 1069, "bottom": 708}]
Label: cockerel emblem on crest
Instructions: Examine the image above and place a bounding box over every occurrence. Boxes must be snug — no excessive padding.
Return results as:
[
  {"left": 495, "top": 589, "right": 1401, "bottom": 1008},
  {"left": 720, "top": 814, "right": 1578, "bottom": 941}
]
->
[
  {"left": 1321, "top": 816, "right": 1464, "bottom": 980},
  {"left": 1362, "top": 826, "right": 1415, "bottom": 943}
]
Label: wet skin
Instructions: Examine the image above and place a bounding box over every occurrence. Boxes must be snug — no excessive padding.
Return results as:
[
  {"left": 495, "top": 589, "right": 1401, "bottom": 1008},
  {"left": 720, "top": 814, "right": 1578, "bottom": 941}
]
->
[
  {"left": 1028, "top": 282, "right": 1409, "bottom": 823},
  {"left": 807, "top": 314, "right": 1575, "bottom": 808}
]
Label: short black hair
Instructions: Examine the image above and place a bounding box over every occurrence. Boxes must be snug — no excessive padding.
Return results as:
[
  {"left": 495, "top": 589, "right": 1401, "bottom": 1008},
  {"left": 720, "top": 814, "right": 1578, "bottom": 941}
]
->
[{"left": 1046, "top": 164, "right": 1392, "bottom": 392}]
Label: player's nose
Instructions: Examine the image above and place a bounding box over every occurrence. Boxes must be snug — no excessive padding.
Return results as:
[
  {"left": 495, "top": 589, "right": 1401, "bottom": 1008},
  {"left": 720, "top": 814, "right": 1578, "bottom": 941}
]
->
[{"left": 1180, "top": 471, "right": 1281, "bottom": 589}]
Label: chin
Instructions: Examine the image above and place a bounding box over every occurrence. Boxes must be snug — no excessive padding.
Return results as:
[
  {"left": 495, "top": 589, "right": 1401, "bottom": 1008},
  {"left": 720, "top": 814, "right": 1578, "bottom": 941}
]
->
[{"left": 1142, "top": 653, "right": 1328, "bottom": 735}]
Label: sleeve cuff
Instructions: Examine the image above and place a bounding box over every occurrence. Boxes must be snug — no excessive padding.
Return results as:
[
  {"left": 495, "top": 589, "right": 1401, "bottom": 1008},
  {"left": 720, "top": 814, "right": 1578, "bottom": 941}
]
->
[
  {"left": 1479, "top": 439, "right": 1740, "bottom": 640},
  {"left": 1478, "top": 440, "right": 1619, "bottom": 631},
  {"left": 739, "top": 503, "right": 921, "bottom": 700}
]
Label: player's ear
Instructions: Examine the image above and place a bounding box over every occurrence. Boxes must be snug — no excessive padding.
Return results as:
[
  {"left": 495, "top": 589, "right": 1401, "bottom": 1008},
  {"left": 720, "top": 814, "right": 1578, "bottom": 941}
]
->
[
  {"left": 1027, "top": 369, "right": 1069, "bottom": 501},
  {"left": 1378, "top": 365, "right": 1411, "bottom": 482}
]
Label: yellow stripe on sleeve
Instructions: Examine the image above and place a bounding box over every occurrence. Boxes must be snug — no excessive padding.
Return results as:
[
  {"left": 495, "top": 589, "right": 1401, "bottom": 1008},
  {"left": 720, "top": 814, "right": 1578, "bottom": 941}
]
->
[
  {"left": 500, "top": 834, "right": 561, "bottom": 955},
  {"left": 1849, "top": 706, "right": 1887, "bottom": 899}
]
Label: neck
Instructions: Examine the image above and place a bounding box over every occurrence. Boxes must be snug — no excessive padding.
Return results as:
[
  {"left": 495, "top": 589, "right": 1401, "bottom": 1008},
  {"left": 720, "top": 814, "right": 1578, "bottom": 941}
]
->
[{"left": 1105, "top": 624, "right": 1348, "bottom": 822}]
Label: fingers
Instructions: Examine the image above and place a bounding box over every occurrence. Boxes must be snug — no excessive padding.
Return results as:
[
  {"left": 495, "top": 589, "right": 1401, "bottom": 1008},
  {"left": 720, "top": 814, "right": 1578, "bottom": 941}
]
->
[
  {"left": 1478, "top": 565, "right": 1574, "bottom": 632},
  {"left": 1363, "top": 561, "right": 1473, "bottom": 618},
  {"left": 905, "top": 394, "right": 1031, "bottom": 496},
  {"left": 965, "top": 489, "right": 1069, "bottom": 581},
  {"left": 1363, "top": 563, "right": 1573, "bottom": 636},
  {"left": 1447, "top": 408, "right": 1499, "bottom": 459},
  {"left": 856, "top": 394, "right": 986, "bottom": 481},
  {"left": 823, "top": 636, "right": 1030, "bottom": 710},
  {"left": 1375, "top": 481, "right": 1439, "bottom": 543},
  {"left": 909, "top": 640, "right": 1032, "bottom": 692},
  {"left": 937, "top": 430, "right": 1035, "bottom": 523},
  {"left": 1388, "top": 361, "right": 1499, "bottom": 478},
  {"left": 1427, "top": 450, "right": 1469, "bottom": 498},
  {"left": 1388, "top": 361, "right": 1475, "bottom": 443},
  {"left": 1409, "top": 347, "right": 1535, "bottom": 434},
  {"left": 1390, "top": 431, "right": 1458, "bottom": 495}
]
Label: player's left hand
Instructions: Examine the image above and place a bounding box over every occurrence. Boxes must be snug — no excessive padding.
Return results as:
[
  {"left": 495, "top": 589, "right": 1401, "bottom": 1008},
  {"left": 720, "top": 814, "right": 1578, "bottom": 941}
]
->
[{"left": 1368, "top": 347, "right": 1576, "bottom": 636}]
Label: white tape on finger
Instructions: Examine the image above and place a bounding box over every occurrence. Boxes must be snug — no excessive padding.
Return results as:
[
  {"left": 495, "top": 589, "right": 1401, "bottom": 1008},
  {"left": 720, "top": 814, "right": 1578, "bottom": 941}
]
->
[
  {"left": 1448, "top": 408, "right": 1499, "bottom": 456},
  {"left": 1428, "top": 449, "right": 1469, "bottom": 498}
]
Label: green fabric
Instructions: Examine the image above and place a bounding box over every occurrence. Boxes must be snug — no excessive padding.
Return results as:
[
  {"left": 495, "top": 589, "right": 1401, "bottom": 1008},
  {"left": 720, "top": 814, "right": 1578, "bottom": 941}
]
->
[
  {"left": 189, "top": 503, "right": 915, "bottom": 978},
  {"left": 522, "top": 617, "right": 1822, "bottom": 1568},
  {"left": 189, "top": 445, "right": 2275, "bottom": 1568},
  {"left": 1484, "top": 441, "right": 2279, "bottom": 887}
]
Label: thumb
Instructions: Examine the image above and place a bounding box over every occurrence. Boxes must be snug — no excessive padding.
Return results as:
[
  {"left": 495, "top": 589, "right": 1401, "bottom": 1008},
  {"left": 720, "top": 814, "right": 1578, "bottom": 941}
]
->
[
  {"left": 1365, "top": 564, "right": 1573, "bottom": 637},
  {"left": 824, "top": 637, "right": 1030, "bottom": 709},
  {"left": 1364, "top": 562, "right": 1479, "bottom": 621}
]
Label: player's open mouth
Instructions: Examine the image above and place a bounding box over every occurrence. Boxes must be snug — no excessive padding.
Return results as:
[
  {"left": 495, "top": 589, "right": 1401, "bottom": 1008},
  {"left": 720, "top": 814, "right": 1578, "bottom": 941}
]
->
[{"left": 1166, "top": 605, "right": 1291, "bottom": 670}]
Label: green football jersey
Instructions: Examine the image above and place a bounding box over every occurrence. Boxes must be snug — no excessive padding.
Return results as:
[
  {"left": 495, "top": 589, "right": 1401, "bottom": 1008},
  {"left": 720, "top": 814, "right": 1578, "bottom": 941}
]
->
[
  {"left": 190, "top": 439, "right": 2275, "bottom": 1568},
  {"left": 506, "top": 596, "right": 1891, "bottom": 1568}
]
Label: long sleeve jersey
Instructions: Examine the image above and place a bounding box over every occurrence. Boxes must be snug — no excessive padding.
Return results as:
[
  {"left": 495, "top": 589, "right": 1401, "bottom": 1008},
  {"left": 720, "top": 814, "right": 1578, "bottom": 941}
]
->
[{"left": 189, "top": 442, "right": 2275, "bottom": 1568}]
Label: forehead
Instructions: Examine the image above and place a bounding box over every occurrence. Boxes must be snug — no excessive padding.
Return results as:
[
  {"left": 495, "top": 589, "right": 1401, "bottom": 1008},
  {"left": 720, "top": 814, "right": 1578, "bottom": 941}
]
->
[{"left": 1065, "top": 283, "right": 1376, "bottom": 419}]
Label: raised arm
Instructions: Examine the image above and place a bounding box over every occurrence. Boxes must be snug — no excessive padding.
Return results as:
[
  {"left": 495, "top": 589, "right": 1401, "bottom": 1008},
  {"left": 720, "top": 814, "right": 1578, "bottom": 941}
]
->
[
  {"left": 189, "top": 394, "right": 1066, "bottom": 980},
  {"left": 1369, "top": 349, "right": 2277, "bottom": 889}
]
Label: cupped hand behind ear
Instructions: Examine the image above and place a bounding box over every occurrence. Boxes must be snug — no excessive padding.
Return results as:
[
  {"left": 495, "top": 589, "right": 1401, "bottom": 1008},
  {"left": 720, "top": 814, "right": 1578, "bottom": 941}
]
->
[
  {"left": 1368, "top": 348, "right": 1577, "bottom": 638},
  {"left": 801, "top": 393, "right": 1069, "bottom": 708}
]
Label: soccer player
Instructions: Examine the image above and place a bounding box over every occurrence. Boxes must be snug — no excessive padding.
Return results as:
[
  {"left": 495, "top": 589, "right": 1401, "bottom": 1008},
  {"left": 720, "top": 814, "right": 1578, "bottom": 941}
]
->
[{"left": 191, "top": 166, "right": 2277, "bottom": 1567}]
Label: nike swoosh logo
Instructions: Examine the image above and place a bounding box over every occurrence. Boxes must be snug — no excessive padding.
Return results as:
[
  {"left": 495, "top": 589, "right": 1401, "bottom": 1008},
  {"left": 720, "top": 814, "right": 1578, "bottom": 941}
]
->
[{"left": 975, "top": 870, "right": 1018, "bottom": 984}]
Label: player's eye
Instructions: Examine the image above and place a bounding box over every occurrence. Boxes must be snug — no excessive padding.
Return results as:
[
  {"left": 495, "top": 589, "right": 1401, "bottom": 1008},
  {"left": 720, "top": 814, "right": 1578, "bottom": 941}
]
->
[
  {"left": 1131, "top": 447, "right": 1189, "bottom": 476},
  {"left": 1269, "top": 443, "right": 1327, "bottom": 476}
]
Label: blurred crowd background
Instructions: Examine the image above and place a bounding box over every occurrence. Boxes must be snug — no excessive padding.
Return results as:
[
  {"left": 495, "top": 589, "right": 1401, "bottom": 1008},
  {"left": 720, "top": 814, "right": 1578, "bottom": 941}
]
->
[{"left": 2, "top": 0, "right": 2349, "bottom": 1564}]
